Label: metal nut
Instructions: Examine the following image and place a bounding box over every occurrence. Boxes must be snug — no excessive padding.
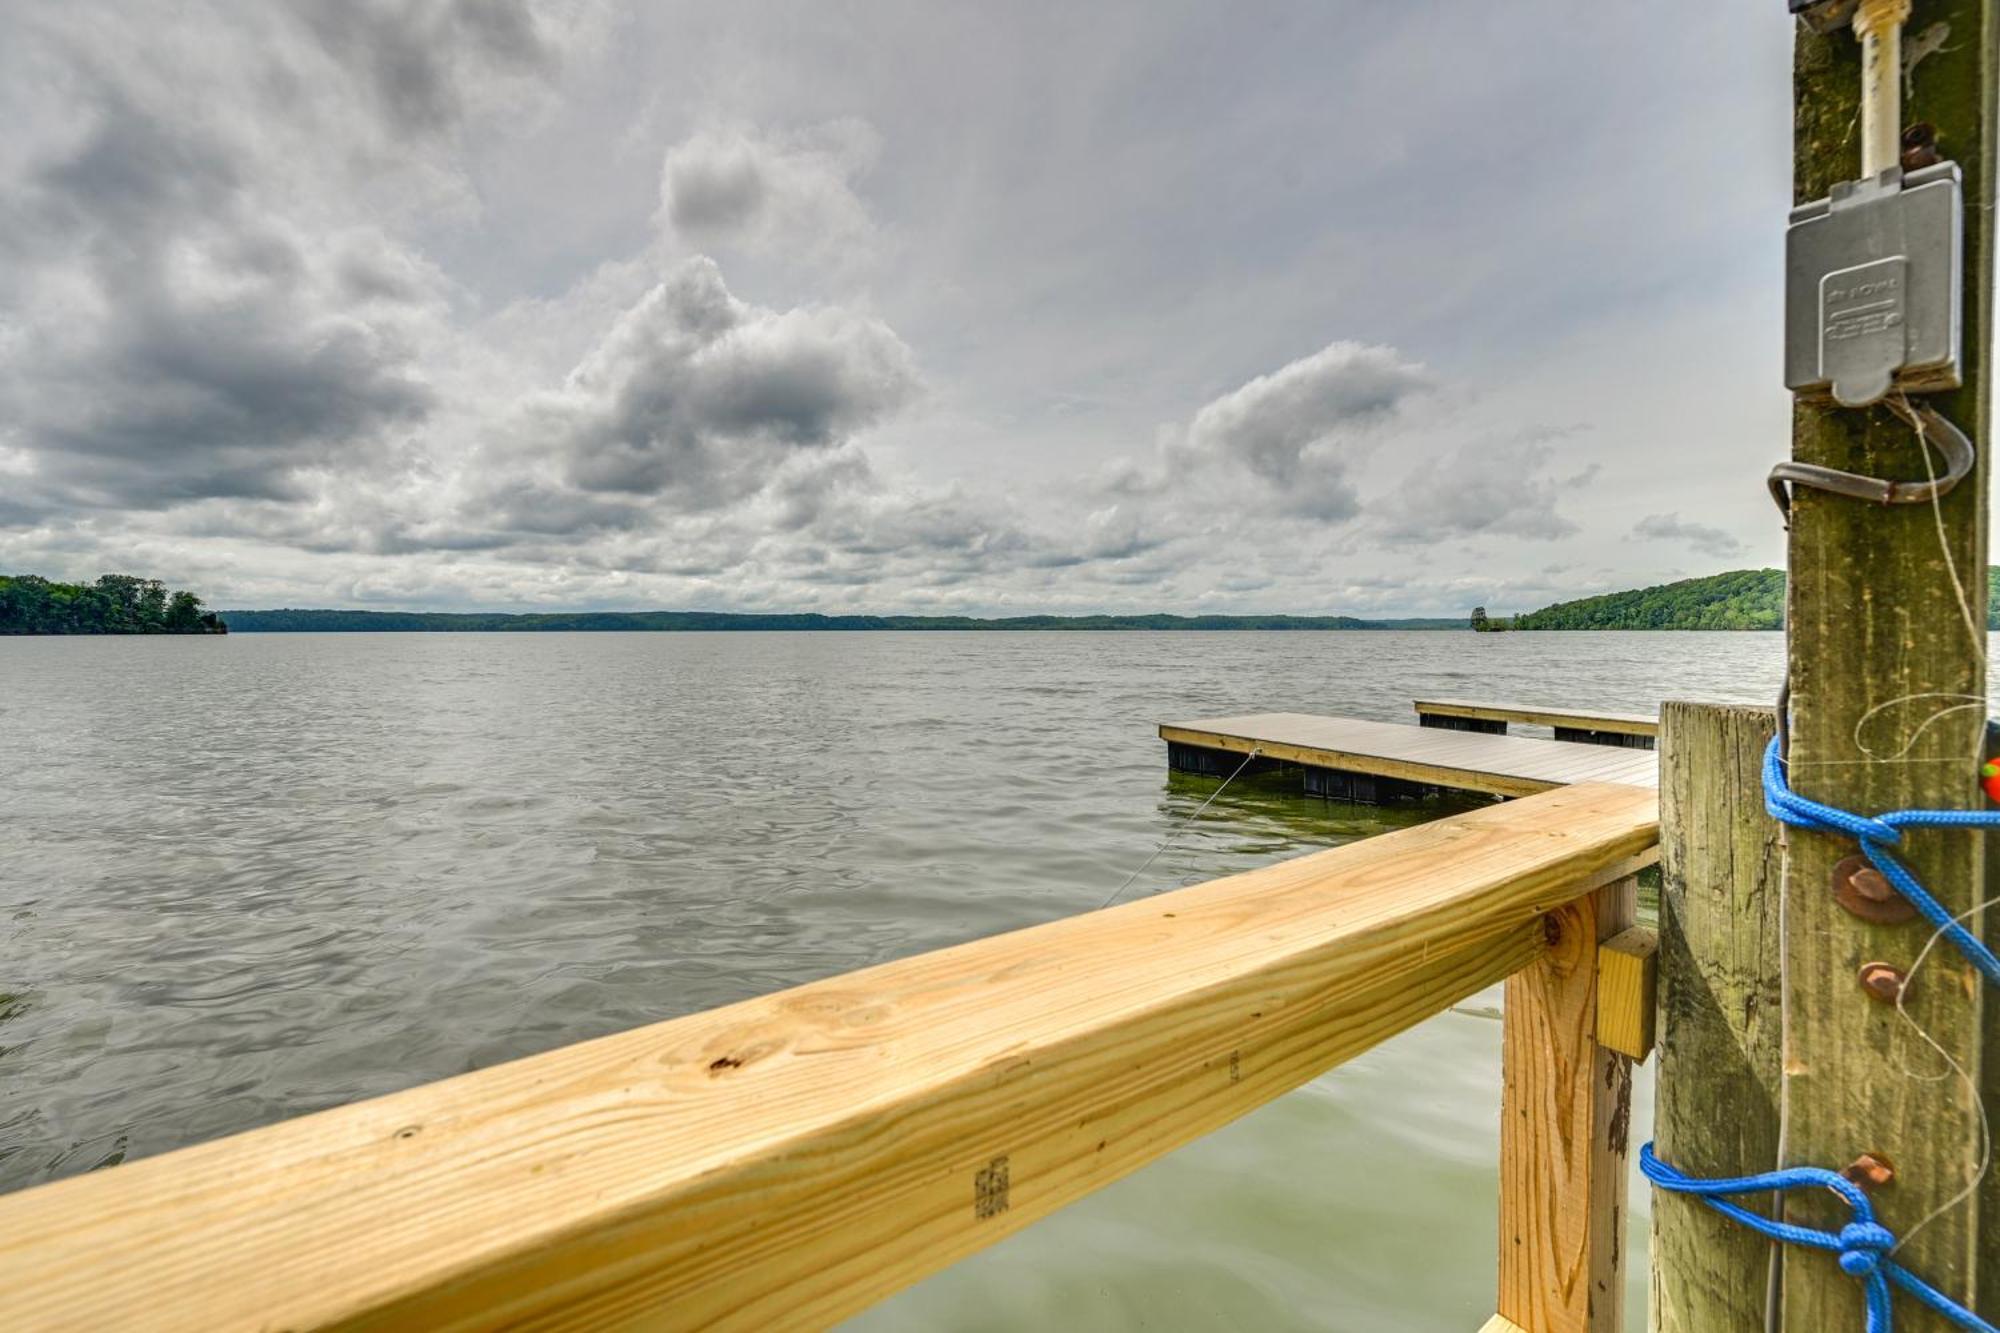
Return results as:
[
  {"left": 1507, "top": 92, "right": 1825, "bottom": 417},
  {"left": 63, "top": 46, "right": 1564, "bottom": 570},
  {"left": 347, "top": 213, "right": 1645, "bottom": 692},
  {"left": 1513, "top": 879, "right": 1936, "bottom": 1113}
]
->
[
  {"left": 1902, "top": 122, "right": 1941, "bottom": 172},
  {"left": 1858, "top": 961, "right": 1908, "bottom": 1004},
  {"left": 1832, "top": 854, "right": 1918, "bottom": 925},
  {"left": 1842, "top": 1152, "right": 1896, "bottom": 1191}
]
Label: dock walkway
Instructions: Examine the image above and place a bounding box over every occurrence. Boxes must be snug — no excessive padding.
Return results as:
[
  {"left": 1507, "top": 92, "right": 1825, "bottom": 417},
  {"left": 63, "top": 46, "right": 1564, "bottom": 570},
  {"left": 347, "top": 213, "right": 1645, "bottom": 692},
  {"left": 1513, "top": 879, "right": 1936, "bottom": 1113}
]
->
[{"left": 1159, "top": 712, "right": 1658, "bottom": 801}]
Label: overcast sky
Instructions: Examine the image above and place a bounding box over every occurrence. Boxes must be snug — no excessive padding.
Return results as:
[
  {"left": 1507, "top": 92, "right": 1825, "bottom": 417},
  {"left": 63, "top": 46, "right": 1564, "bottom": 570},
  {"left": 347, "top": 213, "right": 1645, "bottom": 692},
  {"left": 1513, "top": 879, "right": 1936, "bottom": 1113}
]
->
[{"left": 1, "top": 1, "right": 1807, "bottom": 616}]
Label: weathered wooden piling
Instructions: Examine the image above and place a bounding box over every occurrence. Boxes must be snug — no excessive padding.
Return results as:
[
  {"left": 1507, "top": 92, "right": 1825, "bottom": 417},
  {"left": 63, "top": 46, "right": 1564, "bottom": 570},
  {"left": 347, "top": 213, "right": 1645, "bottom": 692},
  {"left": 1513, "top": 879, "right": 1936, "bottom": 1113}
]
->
[
  {"left": 1652, "top": 703, "right": 1783, "bottom": 1332},
  {"left": 1664, "top": 4, "right": 2000, "bottom": 1329}
]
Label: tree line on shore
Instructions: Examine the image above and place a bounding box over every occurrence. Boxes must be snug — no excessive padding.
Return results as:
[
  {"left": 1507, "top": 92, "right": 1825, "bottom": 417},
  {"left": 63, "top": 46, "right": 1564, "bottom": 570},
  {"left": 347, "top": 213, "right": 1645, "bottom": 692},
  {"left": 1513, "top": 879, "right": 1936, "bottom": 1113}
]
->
[
  {"left": 0, "top": 574, "right": 227, "bottom": 635},
  {"left": 1498, "top": 568, "right": 2000, "bottom": 631},
  {"left": 9, "top": 567, "right": 1997, "bottom": 636}
]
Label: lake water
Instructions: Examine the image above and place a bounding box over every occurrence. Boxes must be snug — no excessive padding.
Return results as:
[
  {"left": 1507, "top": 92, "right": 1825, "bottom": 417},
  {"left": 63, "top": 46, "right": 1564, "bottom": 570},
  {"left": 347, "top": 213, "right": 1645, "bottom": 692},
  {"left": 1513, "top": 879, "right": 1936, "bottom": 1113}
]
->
[{"left": 0, "top": 630, "right": 1789, "bottom": 1329}]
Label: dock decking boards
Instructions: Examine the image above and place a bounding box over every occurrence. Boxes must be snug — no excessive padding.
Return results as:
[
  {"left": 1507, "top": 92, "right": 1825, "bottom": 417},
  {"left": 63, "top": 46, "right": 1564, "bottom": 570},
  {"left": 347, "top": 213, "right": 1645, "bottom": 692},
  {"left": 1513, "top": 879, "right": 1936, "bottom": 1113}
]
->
[
  {"left": 1159, "top": 712, "right": 1658, "bottom": 801},
  {"left": 1412, "top": 698, "right": 1659, "bottom": 750}
]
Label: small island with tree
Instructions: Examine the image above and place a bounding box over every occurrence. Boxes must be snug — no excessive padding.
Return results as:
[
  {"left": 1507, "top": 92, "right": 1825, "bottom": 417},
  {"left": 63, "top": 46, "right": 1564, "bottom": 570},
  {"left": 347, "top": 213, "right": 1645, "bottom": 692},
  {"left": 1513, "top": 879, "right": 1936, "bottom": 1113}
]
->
[{"left": 0, "top": 574, "right": 227, "bottom": 635}]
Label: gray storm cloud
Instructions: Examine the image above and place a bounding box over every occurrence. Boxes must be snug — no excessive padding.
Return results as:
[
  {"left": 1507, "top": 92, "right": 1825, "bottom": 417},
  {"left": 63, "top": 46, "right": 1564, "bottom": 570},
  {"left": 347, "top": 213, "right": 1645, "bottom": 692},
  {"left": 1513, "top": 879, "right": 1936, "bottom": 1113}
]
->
[
  {"left": 2, "top": 92, "right": 436, "bottom": 510},
  {"left": 0, "top": 0, "right": 583, "bottom": 519}
]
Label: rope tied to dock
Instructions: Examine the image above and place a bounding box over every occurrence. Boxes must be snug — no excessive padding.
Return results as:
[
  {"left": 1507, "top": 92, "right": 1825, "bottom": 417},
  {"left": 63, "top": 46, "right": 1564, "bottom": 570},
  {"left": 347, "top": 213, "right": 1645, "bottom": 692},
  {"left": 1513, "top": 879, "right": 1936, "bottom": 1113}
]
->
[
  {"left": 1761, "top": 734, "right": 2000, "bottom": 986},
  {"left": 1639, "top": 1144, "right": 1995, "bottom": 1332}
]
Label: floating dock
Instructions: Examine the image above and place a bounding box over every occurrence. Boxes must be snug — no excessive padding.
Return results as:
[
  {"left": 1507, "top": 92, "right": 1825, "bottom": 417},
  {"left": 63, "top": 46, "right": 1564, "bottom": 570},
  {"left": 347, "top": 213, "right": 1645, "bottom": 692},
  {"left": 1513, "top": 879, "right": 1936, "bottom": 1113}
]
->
[
  {"left": 1412, "top": 697, "right": 1658, "bottom": 749},
  {"left": 1159, "top": 711, "right": 1658, "bottom": 801}
]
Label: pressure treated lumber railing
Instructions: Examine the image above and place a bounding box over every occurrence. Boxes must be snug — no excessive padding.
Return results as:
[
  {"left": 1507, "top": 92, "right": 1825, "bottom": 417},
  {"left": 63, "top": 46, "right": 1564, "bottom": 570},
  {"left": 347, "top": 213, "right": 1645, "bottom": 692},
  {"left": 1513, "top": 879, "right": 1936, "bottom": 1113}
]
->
[{"left": 0, "top": 781, "right": 1659, "bottom": 1332}]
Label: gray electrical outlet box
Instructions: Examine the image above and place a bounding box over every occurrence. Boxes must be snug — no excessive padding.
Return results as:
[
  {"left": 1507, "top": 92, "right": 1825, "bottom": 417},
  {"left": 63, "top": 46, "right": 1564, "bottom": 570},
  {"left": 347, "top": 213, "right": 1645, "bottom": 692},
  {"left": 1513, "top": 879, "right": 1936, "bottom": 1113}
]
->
[{"left": 1785, "top": 161, "right": 1963, "bottom": 407}]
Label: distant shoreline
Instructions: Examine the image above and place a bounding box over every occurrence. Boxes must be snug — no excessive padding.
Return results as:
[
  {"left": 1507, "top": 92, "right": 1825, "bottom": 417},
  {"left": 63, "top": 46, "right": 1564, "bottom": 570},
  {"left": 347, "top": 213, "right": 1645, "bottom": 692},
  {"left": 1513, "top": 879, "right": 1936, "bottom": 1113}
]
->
[{"left": 219, "top": 609, "right": 1468, "bottom": 633}]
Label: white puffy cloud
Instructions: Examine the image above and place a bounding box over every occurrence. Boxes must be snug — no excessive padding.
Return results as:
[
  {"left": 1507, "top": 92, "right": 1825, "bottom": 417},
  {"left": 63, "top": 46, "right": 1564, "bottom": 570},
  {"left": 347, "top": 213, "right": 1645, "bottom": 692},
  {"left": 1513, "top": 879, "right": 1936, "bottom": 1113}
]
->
[
  {"left": 1187, "top": 343, "right": 1428, "bottom": 481},
  {"left": 1100, "top": 341, "right": 1432, "bottom": 525},
  {"left": 365, "top": 258, "right": 918, "bottom": 560},
  {"left": 548, "top": 257, "right": 918, "bottom": 499}
]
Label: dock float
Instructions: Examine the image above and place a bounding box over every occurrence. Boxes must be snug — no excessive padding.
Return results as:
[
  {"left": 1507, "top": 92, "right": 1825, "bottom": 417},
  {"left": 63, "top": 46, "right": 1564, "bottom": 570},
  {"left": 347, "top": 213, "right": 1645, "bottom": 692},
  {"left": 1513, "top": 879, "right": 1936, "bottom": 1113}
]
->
[
  {"left": 1412, "top": 697, "right": 1659, "bottom": 749},
  {"left": 1159, "top": 712, "right": 1658, "bottom": 801}
]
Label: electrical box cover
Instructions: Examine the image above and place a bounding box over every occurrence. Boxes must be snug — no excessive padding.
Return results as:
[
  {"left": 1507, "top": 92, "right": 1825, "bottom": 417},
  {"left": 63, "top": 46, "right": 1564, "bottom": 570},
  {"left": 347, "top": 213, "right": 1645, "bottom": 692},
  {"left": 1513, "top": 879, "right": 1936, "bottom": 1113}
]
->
[{"left": 1785, "top": 162, "right": 1963, "bottom": 407}]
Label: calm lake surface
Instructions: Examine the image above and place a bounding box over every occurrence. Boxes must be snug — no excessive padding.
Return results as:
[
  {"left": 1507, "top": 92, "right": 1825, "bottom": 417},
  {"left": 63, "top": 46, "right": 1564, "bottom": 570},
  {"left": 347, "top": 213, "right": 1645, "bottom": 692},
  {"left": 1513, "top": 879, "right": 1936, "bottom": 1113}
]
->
[{"left": 2, "top": 630, "right": 1790, "bottom": 1329}]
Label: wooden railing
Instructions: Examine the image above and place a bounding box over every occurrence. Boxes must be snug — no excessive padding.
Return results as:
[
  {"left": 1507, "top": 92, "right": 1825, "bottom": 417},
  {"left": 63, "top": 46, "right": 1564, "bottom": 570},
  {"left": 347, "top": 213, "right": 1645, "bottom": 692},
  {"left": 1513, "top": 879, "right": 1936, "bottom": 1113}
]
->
[{"left": 0, "top": 782, "right": 1659, "bottom": 1332}]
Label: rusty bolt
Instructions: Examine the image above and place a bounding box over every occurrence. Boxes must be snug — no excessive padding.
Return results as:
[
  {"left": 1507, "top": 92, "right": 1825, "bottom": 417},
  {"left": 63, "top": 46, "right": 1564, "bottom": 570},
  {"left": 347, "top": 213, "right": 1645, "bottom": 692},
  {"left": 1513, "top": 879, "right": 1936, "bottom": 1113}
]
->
[
  {"left": 1832, "top": 854, "right": 1917, "bottom": 925},
  {"left": 1902, "top": 122, "right": 1941, "bottom": 172},
  {"left": 1858, "top": 961, "right": 1909, "bottom": 1004},
  {"left": 1842, "top": 1152, "right": 1896, "bottom": 1192}
]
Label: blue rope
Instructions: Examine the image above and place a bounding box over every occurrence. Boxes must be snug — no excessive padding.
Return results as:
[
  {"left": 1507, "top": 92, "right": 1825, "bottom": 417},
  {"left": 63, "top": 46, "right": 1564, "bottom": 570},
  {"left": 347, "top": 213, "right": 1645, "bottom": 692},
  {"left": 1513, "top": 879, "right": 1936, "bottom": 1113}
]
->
[
  {"left": 1638, "top": 740, "right": 2000, "bottom": 1328},
  {"left": 1761, "top": 734, "right": 2000, "bottom": 985},
  {"left": 1640, "top": 1144, "right": 1994, "bottom": 1331}
]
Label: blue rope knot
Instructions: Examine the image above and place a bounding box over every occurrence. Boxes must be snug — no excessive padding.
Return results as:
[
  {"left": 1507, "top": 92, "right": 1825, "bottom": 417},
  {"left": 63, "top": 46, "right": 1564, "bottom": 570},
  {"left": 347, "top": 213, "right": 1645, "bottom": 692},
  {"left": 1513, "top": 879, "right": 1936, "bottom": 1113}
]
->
[
  {"left": 1761, "top": 735, "right": 2000, "bottom": 986},
  {"left": 1640, "top": 1143, "right": 1993, "bottom": 1332},
  {"left": 1663, "top": 739, "right": 2000, "bottom": 1329},
  {"left": 1839, "top": 1221, "right": 1896, "bottom": 1277}
]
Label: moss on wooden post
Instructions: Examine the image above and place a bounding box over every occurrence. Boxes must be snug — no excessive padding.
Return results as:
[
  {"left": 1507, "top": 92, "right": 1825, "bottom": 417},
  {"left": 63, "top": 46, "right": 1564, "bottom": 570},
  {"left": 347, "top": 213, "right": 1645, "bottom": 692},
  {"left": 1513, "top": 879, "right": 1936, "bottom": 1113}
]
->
[
  {"left": 1784, "top": 2, "right": 1995, "bottom": 1327},
  {"left": 1653, "top": 703, "right": 1783, "bottom": 1333}
]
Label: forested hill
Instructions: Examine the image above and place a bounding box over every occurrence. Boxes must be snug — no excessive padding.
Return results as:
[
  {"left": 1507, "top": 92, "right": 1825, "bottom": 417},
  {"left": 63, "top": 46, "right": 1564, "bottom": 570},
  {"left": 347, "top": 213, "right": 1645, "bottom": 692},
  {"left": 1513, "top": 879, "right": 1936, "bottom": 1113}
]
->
[
  {"left": 1, "top": 574, "right": 226, "bottom": 634},
  {"left": 1512, "top": 568, "right": 2000, "bottom": 631},
  {"left": 223, "top": 609, "right": 1464, "bottom": 632}
]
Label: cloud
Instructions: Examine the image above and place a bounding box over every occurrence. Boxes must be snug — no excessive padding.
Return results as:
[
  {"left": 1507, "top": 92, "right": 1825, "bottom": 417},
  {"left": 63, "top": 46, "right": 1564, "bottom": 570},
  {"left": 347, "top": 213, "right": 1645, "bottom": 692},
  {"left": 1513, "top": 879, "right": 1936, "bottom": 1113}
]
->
[
  {"left": 530, "top": 256, "right": 919, "bottom": 504},
  {"left": 1378, "top": 438, "right": 1591, "bottom": 545},
  {"left": 1088, "top": 341, "right": 1431, "bottom": 527},
  {"left": 0, "top": 1, "right": 596, "bottom": 523},
  {"left": 0, "top": 92, "right": 437, "bottom": 513},
  {"left": 658, "top": 122, "right": 880, "bottom": 260},
  {"left": 1184, "top": 340, "right": 1424, "bottom": 496},
  {"left": 1633, "top": 511, "right": 1744, "bottom": 559},
  {"left": 294, "top": 0, "right": 559, "bottom": 139}
]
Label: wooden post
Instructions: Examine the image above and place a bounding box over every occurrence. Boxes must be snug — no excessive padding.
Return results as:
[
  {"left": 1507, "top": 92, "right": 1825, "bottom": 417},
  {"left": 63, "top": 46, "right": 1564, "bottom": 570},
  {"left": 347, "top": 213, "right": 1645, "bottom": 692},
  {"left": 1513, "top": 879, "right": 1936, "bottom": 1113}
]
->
[
  {"left": 1498, "top": 876, "right": 1637, "bottom": 1333},
  {"left": 1784, "top": 3, "right": 1995, "bottom": 1327},
  {"left": 1651, "top": 703, "right": 1782, "bottom": 1333}
]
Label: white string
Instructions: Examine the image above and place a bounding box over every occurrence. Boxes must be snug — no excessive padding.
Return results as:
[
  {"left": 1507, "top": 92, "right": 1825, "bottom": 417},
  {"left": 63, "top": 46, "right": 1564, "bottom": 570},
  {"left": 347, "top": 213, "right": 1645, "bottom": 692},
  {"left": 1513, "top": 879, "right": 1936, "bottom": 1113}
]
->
[
  {"left": 1783, "top": 693, "right": 1989, "bottom": 770},
  {"left": 1902, "top": 393, "right": 1988, "bottom": 655},
  {"left": 1886, "top": 889, "right": 2000, "bottom": 1251}
]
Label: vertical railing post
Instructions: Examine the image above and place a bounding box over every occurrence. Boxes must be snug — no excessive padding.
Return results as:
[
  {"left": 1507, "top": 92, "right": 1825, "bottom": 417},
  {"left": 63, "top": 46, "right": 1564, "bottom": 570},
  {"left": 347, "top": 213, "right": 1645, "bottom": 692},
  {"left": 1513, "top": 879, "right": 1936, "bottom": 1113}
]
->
[{"left": 1496, "top": 875, "right": 1638, "bottom": 1333}]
